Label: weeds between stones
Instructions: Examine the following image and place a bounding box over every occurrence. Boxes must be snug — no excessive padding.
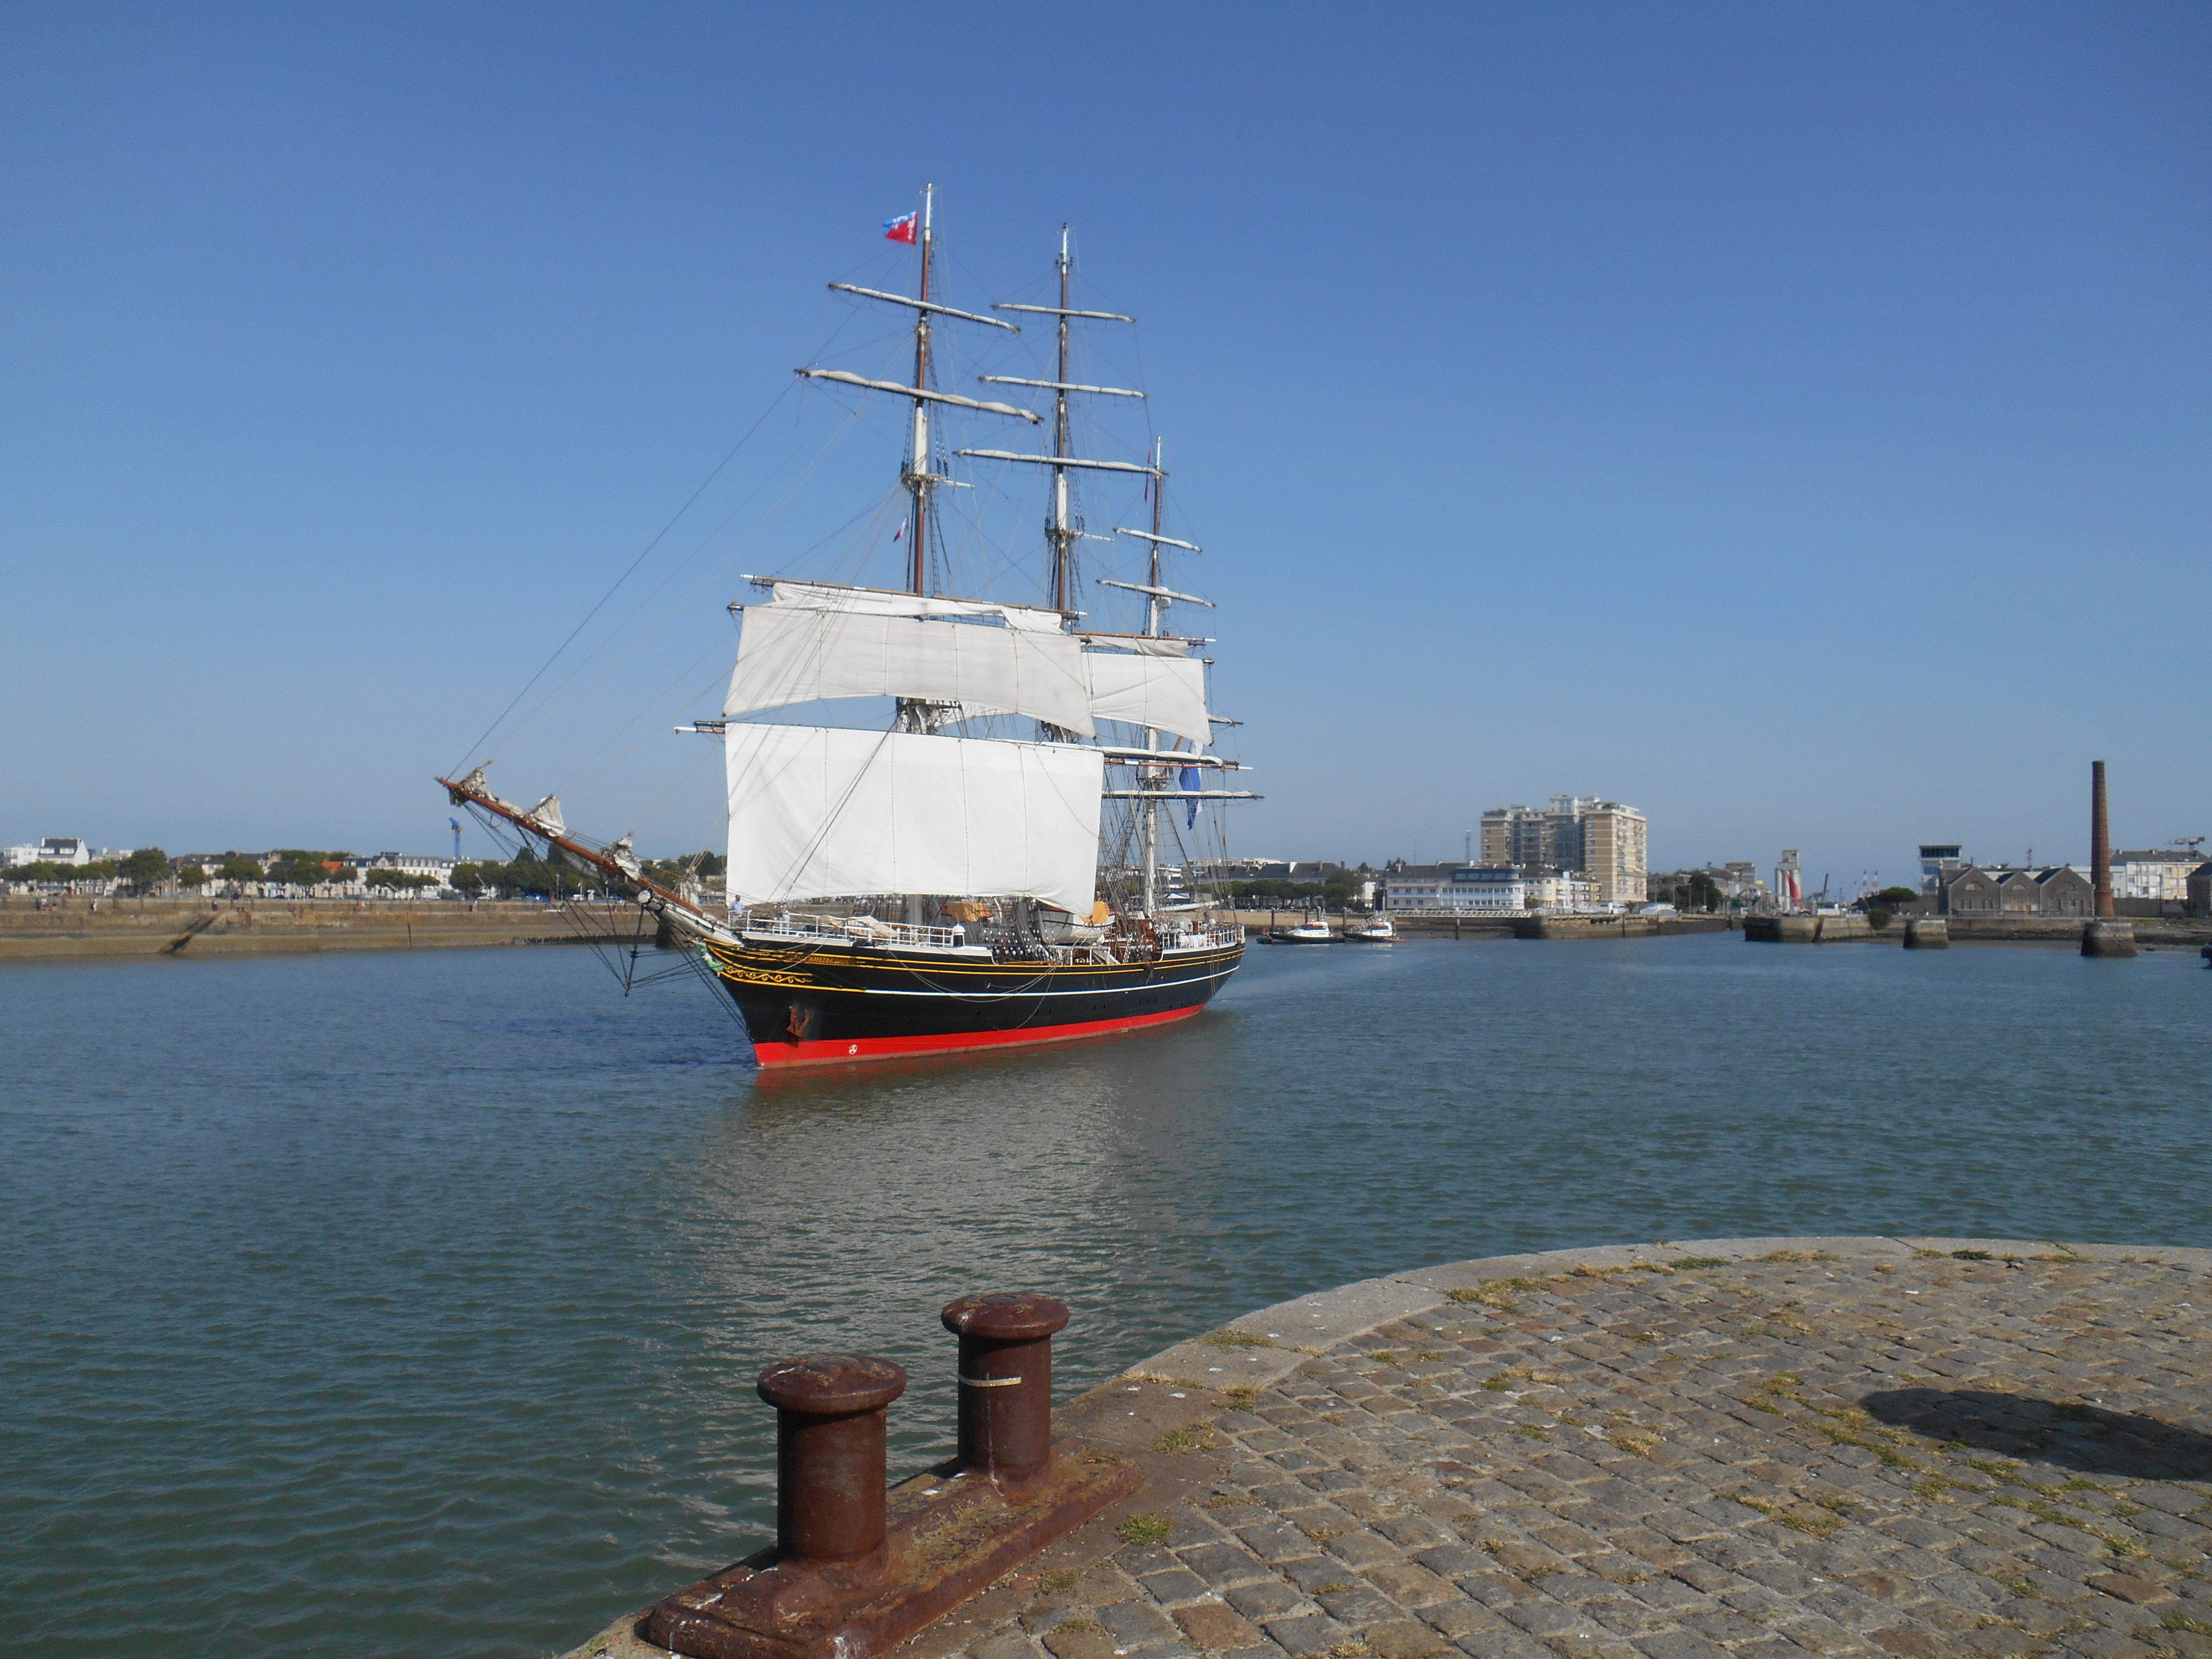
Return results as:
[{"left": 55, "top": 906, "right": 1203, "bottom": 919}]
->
[
  {"left": 1154, "top": 1422, "right": 1218, "bottom": 1454},
  {"left": 1036, "top": 1570, "right": 1081, "bottom": 1595},
  {"left": 1219, "top": 1387, "right": 1259, "bottom": 1411},
  {"left": 1116, "top": 1514, "right": 1170, "bottom": 1546},
  {"left": 1671, "top": 1256, "right": 1729, "bottom": 1270},
  {"left": 1781, "top": 1511, "right": 1842, "bottom": 1535},
  {"left": 1201, "top": 1330, "right": 1274, "bottom": 1349}
]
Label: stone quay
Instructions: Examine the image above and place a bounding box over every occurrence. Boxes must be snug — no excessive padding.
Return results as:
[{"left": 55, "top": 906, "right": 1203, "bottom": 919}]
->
[{"left": 571, "top": 1237, "right": 2212, "bottom": 1659}]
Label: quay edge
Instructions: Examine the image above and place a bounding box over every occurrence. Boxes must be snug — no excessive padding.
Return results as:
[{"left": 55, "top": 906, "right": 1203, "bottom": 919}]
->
[{"left": 563, "top": 1233, "right": 2212, "bottom": 1659}]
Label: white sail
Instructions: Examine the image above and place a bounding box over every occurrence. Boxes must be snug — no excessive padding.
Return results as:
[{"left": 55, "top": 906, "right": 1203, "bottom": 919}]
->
[
  {"left": 726, "top": 607, "right": 1094, "bottom": 735},
  {"left": 1083, "top": 651, "right": 1211, "bottom": 745},
  {"left": 725, "top": 724, "right": 1105, "bottom": 913},
  {"left": 763, "top": 580, "right": 1067, "bottom": 635}
]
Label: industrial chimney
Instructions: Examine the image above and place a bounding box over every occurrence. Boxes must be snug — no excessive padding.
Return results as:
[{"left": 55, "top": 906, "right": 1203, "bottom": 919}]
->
[{"left": 2090, "top": 760, "right": 2113, "bottom": 919}]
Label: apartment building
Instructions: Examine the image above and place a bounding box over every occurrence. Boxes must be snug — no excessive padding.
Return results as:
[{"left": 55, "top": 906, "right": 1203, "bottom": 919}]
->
[{"left": 1479, "top": 796, "right": 1648, "bottom": 904}]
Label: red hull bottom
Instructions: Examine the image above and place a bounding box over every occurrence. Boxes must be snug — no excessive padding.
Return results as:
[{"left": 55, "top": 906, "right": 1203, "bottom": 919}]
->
[{"left": 753, "top": 1002, "right": 1206, "bottom": 1069}]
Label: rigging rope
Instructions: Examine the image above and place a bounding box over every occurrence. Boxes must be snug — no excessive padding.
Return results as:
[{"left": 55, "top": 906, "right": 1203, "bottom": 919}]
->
[{"left": 451, "top": 379, "right": 802, "bottom": 775}]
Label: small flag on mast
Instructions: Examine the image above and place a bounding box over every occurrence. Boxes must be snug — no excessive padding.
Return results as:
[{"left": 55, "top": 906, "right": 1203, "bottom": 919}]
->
[{"left": 883, "top": 212, "right": 918, "bottom": 244}]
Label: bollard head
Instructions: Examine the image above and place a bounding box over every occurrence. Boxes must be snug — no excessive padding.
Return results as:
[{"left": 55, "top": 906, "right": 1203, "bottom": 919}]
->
[
  {"left": 942, "top": 1292, "right": 1070, "bottom": 1343},
  {"left": 757, "top": 1354, "right": 908, "bottom": 1416}
]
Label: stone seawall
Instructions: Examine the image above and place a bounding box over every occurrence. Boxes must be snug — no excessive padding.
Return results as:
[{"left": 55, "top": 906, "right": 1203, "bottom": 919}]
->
[{"left": 0, "top": 896, "right": 632, "bottom": 960}]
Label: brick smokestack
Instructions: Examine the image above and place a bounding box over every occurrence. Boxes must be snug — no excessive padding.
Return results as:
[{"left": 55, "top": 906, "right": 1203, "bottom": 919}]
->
[{"left": 2091, "top": 759, "right": 2113, "bottom": 918}]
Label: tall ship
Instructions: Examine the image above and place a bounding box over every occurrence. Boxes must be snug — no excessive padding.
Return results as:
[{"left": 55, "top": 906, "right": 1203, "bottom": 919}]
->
[{"left": 441, "top": 192, "right": 1254, "bottom": 1066}]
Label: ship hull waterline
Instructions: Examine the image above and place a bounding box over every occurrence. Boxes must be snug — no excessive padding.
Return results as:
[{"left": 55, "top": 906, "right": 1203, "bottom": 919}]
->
[{"left": 704, "top": 936, "right": 1246, "bottom": 1067}]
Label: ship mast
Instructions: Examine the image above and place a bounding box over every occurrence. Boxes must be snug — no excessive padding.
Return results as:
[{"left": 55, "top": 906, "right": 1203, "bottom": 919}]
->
[
  {"left": 1140, "top": 436, "right": 1165, "bottom": 915},
  {"left": 806, "top": 187, "right": 1031, "bottom": 738},
  {"left": 908, "top": 185, "right": 936, "bottom": 593},
  {"left": 1048, "top": 226, "right": 1074, "bottom": 611}
]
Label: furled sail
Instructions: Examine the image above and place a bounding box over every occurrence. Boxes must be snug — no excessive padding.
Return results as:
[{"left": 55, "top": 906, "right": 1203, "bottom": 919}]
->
[
  {"left": 1076, "top": 632, "right": 1194, "bottom": 657},
  {"left": 763, "top": 580, "right": 1067, "bottom": 635},
  {"left": 726, "top": 606, "right": 1094, "bottom": 735},
  {"left": 1083, "top": 651, "right": 1211, "bottom": 745},
  {"left": 725, "top": 724, "right": 1105, "bottom": 913}
]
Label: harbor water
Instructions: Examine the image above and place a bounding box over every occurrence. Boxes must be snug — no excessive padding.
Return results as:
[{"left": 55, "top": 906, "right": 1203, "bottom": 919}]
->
[{"left": 3, "top": 934, "right": 2207, "bottom": 1657}]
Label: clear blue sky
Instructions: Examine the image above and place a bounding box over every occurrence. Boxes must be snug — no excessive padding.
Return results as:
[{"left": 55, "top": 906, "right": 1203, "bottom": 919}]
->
[{"left": 4, "top": 3, "right": 2206, "bottom": 884}]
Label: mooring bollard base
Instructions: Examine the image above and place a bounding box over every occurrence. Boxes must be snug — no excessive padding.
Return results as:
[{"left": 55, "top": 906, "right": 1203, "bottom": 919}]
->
[
  {"left": 2082, "top": 918, "right": 2138, "bottom": 958},
  {"left": 645, "top": 1438, "right": 1141, "bottom": 1659}
]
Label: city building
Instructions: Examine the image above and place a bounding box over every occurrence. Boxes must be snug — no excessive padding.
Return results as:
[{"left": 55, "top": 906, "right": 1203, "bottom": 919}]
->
[
  {"left": 1526, "top": 872, "right": 1602, "bottom": 911},
  {"left": 359, "top": 852, "right": 456, "bottom": 887},
  {"left": 1478, "top": 796, "right": 1647, "bottom": 904},
  {"left": 1382, "top": 865, "right": 1525, "bottom": 912},
  {"left": 1647, "top": 863, "right": 1768, "bottom": 911},
  {"left": 2109, "top": 848, "right": 2203, "bottom": 904},
  {"left": 1715, "top": 863, "right": 1770, "bottom": 906},
  {"left": 3, "top": 836, "right": 94, "bottom": 868}
]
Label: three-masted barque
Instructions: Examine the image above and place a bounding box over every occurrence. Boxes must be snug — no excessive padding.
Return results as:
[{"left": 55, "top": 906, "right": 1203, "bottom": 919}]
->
[{"left": 441, "top": 192, "right": 1255, "bottom": 1066}]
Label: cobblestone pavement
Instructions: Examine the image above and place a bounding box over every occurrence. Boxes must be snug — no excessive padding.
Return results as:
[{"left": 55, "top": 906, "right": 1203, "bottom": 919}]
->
[{"left": 956, "top": 1244, "right": 2212, "bottom": 1659}]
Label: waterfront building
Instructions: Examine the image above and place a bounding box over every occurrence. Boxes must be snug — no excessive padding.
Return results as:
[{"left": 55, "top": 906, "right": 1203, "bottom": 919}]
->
[
  {"left": 1526, "top": 871, "right": 1603, "bottom": 911},
  {"left": 1382, "top": 864, "right": 1525, "bottom": 912},
  {"left": 359, "top": 852, "right": 456, "bottom": 888},
  {"left": 1647, "top": 863, "right": 1767, "bottom": 911},
  {"left": 1478, "top": 796, "right": 1647, "bottom": 904},
  {"left": 2, "top": 836, "right": 94, "bottom": 869},
  {"left": 1918, "top": 844, "right": 1965, "bottom": 893},
  {"left": 1581, "top": 807, "right": 1648, "bottom": 905},
  {"left": 1936, "top": 864, "right": 2094, "bottom": 918},
  {"left": 2109, "top": 848, "right": 2202, "bottom": 904}
]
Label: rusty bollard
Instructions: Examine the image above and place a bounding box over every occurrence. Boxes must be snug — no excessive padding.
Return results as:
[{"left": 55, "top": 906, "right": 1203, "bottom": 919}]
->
[
  {"left": 757, "top": 1354, "right": 908, "bottom": 1562},
  {"left": 941, "top": 1292, "right": 1069, "bottom": 1482}
]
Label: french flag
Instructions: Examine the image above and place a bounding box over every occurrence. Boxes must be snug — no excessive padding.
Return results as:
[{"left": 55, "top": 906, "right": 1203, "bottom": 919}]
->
[{"left": 883, "top": 212, "right": 918, "bottom": 244}]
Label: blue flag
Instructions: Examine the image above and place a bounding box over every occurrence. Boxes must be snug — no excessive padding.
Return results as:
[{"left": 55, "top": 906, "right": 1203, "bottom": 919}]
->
[{"left": 1180, "top": 766, "right": 1201, "bottom": 827}]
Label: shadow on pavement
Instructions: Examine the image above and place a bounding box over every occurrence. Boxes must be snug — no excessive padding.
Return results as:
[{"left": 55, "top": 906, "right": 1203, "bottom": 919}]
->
[{"left": 1860, "top": 1387, "right": 2212, "bottom": 1479}]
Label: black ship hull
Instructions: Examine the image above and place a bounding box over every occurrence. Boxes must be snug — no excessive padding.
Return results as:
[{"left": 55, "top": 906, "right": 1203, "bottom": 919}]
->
[{"left": 702, "top": 935, "right": 1246, "bottom": 1066}]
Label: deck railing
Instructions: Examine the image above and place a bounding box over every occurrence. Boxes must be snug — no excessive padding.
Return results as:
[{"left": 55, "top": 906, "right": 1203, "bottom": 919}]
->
[{"left": 741, "top": 912, "right": 971, "bottom": 950}]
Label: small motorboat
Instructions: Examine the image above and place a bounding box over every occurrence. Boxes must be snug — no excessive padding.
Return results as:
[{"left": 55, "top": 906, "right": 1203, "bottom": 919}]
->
[
  {"left": 1343, "top": 916, "right": 1398, "bottom": 944},
  {"left": 1267, "top": 915, "right": 1337, "bottom": 944}
]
